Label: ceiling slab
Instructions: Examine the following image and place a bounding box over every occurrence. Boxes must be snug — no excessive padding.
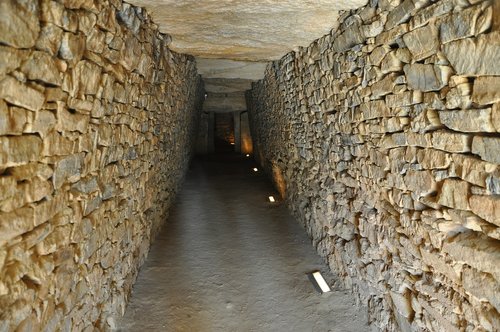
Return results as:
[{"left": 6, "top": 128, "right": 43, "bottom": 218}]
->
[
  {"left": 204, "top": 78, "right": 253, "bottom": 93},
  {"left": 196, "top": 58, "right": 267, "bottom": 80},
  {"left": 128, "top": 0, "right": 367, "bottom": 62}
]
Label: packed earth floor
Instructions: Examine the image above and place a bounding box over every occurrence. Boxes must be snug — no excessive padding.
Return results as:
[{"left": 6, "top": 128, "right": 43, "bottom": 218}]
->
[{"left": 116, "top": 152, "right": 370, "bottom": 331}]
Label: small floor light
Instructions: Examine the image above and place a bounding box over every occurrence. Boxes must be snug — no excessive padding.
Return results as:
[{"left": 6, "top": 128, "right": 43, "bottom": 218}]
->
[
  {"left": 308, "top": 271, "right": 331, "bottom": 294},
  {"left": 268, "top": 196, "right": 275, "bottom": 202},
  {"left": 230, "top": 142, "right": 235, "bottom": 145},
  {"left": 246, "top": 154, "right": 250, "bottom": 157},
  {"left": 253, "top": 168, "right": 258, "bottom": 172}
]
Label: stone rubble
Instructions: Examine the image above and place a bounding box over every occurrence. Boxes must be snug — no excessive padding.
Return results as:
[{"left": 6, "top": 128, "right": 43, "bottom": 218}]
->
[
  {"left": 248, "top": 0, "right": 500, "bottom": 331},
  {"left": 0, "top": 0, "right": 204, "bottom": 330}
]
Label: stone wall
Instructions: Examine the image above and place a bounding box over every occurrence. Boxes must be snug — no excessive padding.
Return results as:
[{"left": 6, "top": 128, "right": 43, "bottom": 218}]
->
[
  {"left": 0, "top": 0, "right": 204, "bottom": 330},
  {"left": 248, "top": 0, "right": 499, "bottom": 330}
]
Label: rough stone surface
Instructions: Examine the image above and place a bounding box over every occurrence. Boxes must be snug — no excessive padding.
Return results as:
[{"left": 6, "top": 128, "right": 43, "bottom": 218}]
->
[
  {"left": 248, "top": 1, "right": 500, "bottom": 331},
  {"left": 127, "top": 0, "right": 367, "bottom": 61},
  {"left": 0, "top": 1, "right": 204, "bottom": 330}
]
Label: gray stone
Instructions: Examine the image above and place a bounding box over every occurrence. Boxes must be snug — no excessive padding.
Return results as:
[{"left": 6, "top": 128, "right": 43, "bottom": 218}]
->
[
  {"left": 472, "top": 136, "right": 500, "bottom": 164},
  {"left": 443, "top": 32, "right": 500, "bottom": 76},
  {"left": 404, "top": 64, "right": 452, "bottom": 92}
]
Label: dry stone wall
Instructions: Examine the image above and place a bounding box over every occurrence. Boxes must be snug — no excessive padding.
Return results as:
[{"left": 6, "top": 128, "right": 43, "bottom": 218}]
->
[
  {"left": 0, "top": 0, "right": 204, "bottom": 330},
  {"left": 248, "top": 0, "right": 500, "bottom": 331}
]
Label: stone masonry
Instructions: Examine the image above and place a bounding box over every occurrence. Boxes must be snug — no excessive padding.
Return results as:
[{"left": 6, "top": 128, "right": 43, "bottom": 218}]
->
[
  {"left": 248, "top": 0, "right": 500, "bottom": 331},
  {"left": 0, "top": 0, "right": 204, "bottom": 330}
]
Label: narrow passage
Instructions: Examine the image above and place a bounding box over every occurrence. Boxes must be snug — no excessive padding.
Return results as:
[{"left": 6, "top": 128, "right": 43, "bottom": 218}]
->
[{"left": 117, "top": 153, "right": 368, "bottom": 331}]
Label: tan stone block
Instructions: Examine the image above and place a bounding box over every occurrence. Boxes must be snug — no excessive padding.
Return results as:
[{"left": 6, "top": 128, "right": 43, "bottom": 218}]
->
[
  {"left": 0, "top": 101, "right": 28, "bottom": 136},
  {"left": 72, "top": 60, "right": 101, "bottom": 96},
  {"left": 442, "top": 232, "right": 500, "bottom": 281},
  {"left": 431, "top": 130, "right": 471, "bottom": 153},
  {"left": 472, "top": 76, "right": 500, "bottom": 106},
  {"left": 492, "top": 103, "right": 500, "bottom": 132},
  {"left": 0, "top": 46, "right": 28, "bottom": 78},
  {"left": 386, "top": 90, "right": 422, "bottom": 108},
  {"left": 439, "top": 108, "right": 495, "bottom": 133},
  {"left": 42, "top": 132, "right": 76, "bottom": 157},
  {"left": 55, "top": 102, "right": 89, "bottom": 134},
  {"left": 0, "top": 176, "right": 16, "bottom": 201},
  {"left": 417, "top": 148, "right": 452, "bottom": 169},
  {"left": 469, "top": 195, "right": 500, "bottom": 227},
  {"left": 25, "top": 110, "right": 57, "bottom": 138},
  {"left": 0, "top": 0, "right": 40, "bottom": 48},
  {"left": 462, "top": 266, "right": 500, "bottom": 312},
  {"left": 404, "top": 169, "right": 437, "bottom": 198},
  {"left": 0, "top": 76, "right": 45, "bottom": 112},
  {"left": 21, "top": 51, "right": 62, "bottom": 86},
  {"left": 451, "top": 154, "right": 495, "bottom": 187},
  {"left": 9, "top": 163, "right": 53, "bottom": 181},
  {"left": 380, "top": 52, "right": 403, "bottom": 74},
  {"left": 0, "top": 135, "right": 42, "bottom": 167},
  {"left": 437, "top": 179, "right": 470, "bottom": 210},
  {"left": 472, "top": 136, "right": 500, "bottom": 164}
]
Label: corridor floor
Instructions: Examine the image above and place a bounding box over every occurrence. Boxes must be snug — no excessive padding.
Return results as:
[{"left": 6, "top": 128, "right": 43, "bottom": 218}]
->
[{"left": 116, "top": 153, "right": 369, "bottom": 332}]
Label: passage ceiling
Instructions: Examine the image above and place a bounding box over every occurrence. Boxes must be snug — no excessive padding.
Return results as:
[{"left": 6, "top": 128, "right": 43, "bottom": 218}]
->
[{"left": 128, "top": 0, "right": 367, "bottom": 111}]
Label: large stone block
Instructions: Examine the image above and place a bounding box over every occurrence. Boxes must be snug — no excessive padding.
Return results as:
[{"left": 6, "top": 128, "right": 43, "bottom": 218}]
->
[
  {"left": 443, "top": 32, "right": 500, "bottom": 76},
  {"left": 0, "top": 0, "right": 40, "bottom": 48},
  {"left": 404, "top": 64, "right": 452, "bottom": 92},
  {"left": 402, "top": 24, "right": 439, "bottom": 61},
  {"left": 0, "top": 77, "right": 45, "bottom": 112},
  {"left": 472, "top": 76, "right": 500, "bottom": 106},
  {"left": 439, "top": 108, "right": 495, "bottom": 133},
  {"left": 21, "top": 51, "right": 62, "bottom": 86},
  {"left": 472, "top": 136, "right": 500, "bottom": 164},
  {"left": 0, "top": 135, "right": 42, "bottom": 167}
]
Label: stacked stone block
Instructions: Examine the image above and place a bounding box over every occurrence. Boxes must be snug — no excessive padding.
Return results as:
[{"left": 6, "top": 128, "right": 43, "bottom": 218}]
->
[
  {"left": 248, "top": 0, "right": 499, "bottom": 330},
  {"left": 0, "top": 0, "right": 204, "bottom": 330}
]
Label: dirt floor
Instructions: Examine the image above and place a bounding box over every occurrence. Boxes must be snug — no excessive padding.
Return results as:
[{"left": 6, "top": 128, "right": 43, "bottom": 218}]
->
[{"left": 116, "top": 153, "right": 371, "bottom": 332}]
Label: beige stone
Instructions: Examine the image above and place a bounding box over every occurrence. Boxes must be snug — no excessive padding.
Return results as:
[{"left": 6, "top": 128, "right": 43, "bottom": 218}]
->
[
  {"left": 442, "top": 232, "right": 500, "bottom": 281},
  {"left": 472, "top": 136, "right": 500, "bottom": 164},
  {"left": 431, "top": 130, "right": 471, "bottom": 153},
  {"left": 36, "top": 24, "right": 64, "bottom": 56},
  {"left": 439, "top": 109, "right": 495, "bottom": 133},
  {"left": 0, "top": 46, "right": 28, "bottom": 78},
  {"left": 469, "top": 195, "right": 500, "bottom": 227},
  {"left": 72, "top": 60, "right": 101, "bottom": 96},
  {"left": 56, "top": 102, "right": 89, "bottom": 134},
  {"left": 0, "top": 0, "right": 40, "bottom": 48},
  {"left": 0, "top": 135, "right": 42, "bottom": 167},
  {"left": 437, "top": 179, "right": 470, "bottom": 210},
  {"left": 21, "top": 51, "right": 62, "bottom": 86},
  {"left": 0, "top": 101, "right": 28, "bottom": 136},
  {"left": 0, "top": 77, "right": 45, "bottom": 112},
  {"left": 472, "top": 76, "right": 500, "bottom": 106}
]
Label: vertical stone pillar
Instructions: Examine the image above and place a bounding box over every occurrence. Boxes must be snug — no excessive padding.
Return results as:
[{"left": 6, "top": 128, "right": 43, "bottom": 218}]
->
[
  {"left": 234, "top": 111, "right": 241, "bottom": 153},
  {"left": 208, "top": 112, "right": 215, "bottom": 153},
  {"left": 240, "top": 111, "right": 253, "bottom": 154}
]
